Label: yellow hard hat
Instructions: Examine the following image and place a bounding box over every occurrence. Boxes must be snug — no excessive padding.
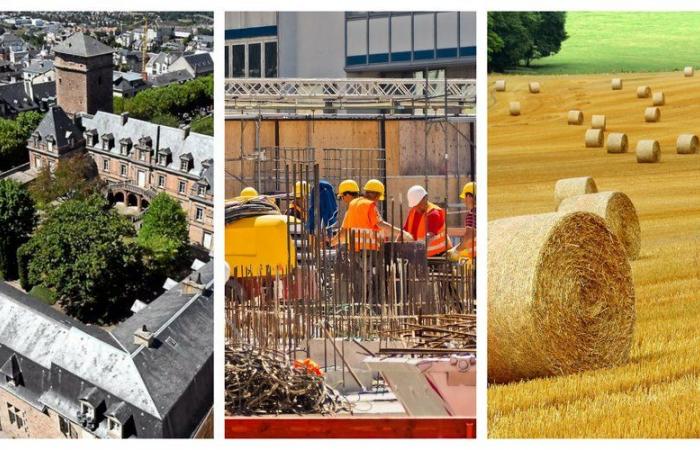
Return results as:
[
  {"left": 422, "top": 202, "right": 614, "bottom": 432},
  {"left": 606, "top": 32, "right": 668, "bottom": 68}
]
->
[
  {"left": 337, "top": 179, "right": 360, "bottom": 198},
  {"left": 294, "top": 181, "right": 309, "bottom": 198},
  {"left": 460, "top": 182, "right": 475, "bottom": 199},
  {"left": 364, "top": 179, "right": 385, "bottom": 201},
  {"left": 240, "top": 187, "right": 259, "bottom": 198}
]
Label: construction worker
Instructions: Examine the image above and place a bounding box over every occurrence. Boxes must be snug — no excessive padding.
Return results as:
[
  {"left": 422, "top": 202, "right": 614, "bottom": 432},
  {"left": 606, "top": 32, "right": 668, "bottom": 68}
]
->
[
  {"left": 337, "top": 179, "right": 360, "bottom": 205},
  {"left": 448, "top": 181, "right": 476, "bottom": 261},
  {"left": 338, "top": 179, "right": 410, "bottom": 250},
  {"left": 286, "top": 181, "right": 308, "bottom": 221},
  {"left": 404, "top": 185, "right": 452, "bottom": 257}
]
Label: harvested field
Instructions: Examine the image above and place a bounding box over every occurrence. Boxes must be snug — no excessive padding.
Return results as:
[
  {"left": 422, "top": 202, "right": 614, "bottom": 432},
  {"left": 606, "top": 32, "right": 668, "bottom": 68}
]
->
[{"left": 488, "top": 71, "right": 700, "bottom": 438}]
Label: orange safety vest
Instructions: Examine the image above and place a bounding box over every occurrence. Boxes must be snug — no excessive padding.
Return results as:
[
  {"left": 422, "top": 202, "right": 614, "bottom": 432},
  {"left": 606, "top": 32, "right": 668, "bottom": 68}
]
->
[
  {"left": 405, "top": 202, "right": 452, "bottom": 257},
  {"left": 341, "top": 197, "right": 381, "bottom": 251}
]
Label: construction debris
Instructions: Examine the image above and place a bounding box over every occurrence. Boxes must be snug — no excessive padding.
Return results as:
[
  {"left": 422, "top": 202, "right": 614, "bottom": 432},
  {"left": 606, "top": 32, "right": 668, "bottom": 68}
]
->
[{"left": 225, "top": 346, "right": 352, "bottom": 416}]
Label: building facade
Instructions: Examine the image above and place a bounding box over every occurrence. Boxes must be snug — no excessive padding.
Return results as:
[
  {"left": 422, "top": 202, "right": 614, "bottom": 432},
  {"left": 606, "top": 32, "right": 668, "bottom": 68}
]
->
[
  {"left": 53, "top": 32, "right": 114, "bottom": 116},
  {"left": 224, "top": 11, "right": 476, "bottom": 79},
  {"left": 26, "top": 107, "right": 214, "bottom": 249}
]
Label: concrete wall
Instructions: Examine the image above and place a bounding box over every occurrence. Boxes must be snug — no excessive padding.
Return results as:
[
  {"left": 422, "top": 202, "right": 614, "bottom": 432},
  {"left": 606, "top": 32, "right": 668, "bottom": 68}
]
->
[
  {"left": 225, "top": 12, "right": 277, "bottom": 29},
  {"left": 278, "top": 12, "right": 346, "bottom": 78}
]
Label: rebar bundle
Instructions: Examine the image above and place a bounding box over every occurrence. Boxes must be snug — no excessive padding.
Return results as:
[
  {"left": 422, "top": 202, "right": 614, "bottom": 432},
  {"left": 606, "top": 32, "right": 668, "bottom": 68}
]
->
[{"left": 225, "top": 346, "right": 351, "bottom": 416}]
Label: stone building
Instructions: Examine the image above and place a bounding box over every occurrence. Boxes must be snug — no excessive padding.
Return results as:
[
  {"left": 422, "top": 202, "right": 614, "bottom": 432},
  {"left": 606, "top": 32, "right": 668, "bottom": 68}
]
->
[
  {"left": 53, "top": 32, "right": 113, "bottom": 116},
  {"left": 26, "top": 107, "right": 214, "bottom": 249},
  {"left": 0, "top": 261, "right": 214, "bottom": 439}
]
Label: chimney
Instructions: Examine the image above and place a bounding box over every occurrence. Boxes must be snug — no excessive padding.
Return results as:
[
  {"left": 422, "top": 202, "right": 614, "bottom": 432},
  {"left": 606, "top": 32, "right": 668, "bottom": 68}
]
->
[
  {"left": 180, "top": 271, "right": 204, "bottom": 295},
  {"left": 24, "top": 79, "right": 33, "bottom": 101},
  {"left": 181, "top": 124, "right": 191, "bottom": 140},
  {"left": 133, "top": 325, "right": 155, "bottom": 348},
  {"left": 121, "top": 112, "right": 129, "bottom": 125}
]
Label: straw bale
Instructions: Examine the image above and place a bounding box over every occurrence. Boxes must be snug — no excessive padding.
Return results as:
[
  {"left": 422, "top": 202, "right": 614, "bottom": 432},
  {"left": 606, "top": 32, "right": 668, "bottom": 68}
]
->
[
  {"left": 585, "top": 128, "right": 603, "bottom": 148},
  {"left": 685, "top": 66, "right": 694, "bottom": 77},
  {"left": 495, "top": 80, "right": 506, "bottom": 91},
  {"left": 611, "top": 78, "right": 623, "bottom": 90},
  {"left": 636, "top": 140, "right": 660, "bottom": 163},
  {"left": 636, "top": 86, "right": 651, "bottom": 98},
  {"left": 567, "top": 110, "right": 584, "bottom": 125},
  {"left": 553, "top": 176, "right": 597, "bottom": 209},
  {"left": 557, "top": 191, "right": 641, "bottom": 259},
  {"left": 529, "top": 82, "right": 540, "bottom": 93},
  {"left": 676, "top": 134, "right": 698, "bottom": 154},
  {"left": 644, "top": 107, "right": 660, "bottom": 122},
  {"left": 488, "top": 211, "right": 636, "bottom": 384},
  {"left": 591, "top": 114, "right": 606, "bottom": 130},
  {"left": 607, "top": 133, "right": 629, "bottom": 154},
  {"left": 652, "top": 92, "right": 665, "bottom": 106},
  {"left": 509, "top": 101, "right": 521, "bottom": 116}
]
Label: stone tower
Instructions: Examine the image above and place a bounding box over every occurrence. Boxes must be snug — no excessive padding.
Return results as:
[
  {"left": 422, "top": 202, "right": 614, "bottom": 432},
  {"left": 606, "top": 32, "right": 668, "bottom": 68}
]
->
[{"left": 53, "top": 32, "right": 114, "bottom": 116}]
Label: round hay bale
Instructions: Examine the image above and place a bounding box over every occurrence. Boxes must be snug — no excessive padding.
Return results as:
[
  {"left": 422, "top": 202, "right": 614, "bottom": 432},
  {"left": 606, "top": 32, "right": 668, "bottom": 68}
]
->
[
  {"left": 636, "top": 86, "right": 651, "bottom": 98},
  {"left": 685, "top": 66, "right": 694, "bottom": 77},
  {"left": 636, "top": 140, "right": 660, "bottom": 163},
  {"left": 611, "top": 78, "right": 623, "bottom": 90},
  {"left": 652, "top": 91, "right": 665, "bottom": 106},
  {"left": 509, "top": 101, "right": 521, "bottom": 116},
  {"left": 553, "top": 176, "right": 598, "bottom": 209},
  {"left": 585, "top": 128, "right": 604, "bottom": 148},
  {"left": 557, "top": 192, "right": 641, "bottom": 260},
  {"left": 495, "top": 80, "right": 506, "bottom": 91},
  {"left": 676, "top": 134, "right": 698, "bottom": 154},
  {"left": 488, "top": 211, "right": 636, "bottom": 384},
  {"left": 591, "top": 114, "right": 606, "bottom": 130},
  {"left": 644, "top": 106, "right": 660, "bottom": 122},
  {"left": 607, "top": 133, "right": 629, "bottom": 153},
  {"left": 529, "top": 82, "right": 540, "bottom": 93},
  {"left": 567, "top": 110, "right": 584, "bottom": 125}
]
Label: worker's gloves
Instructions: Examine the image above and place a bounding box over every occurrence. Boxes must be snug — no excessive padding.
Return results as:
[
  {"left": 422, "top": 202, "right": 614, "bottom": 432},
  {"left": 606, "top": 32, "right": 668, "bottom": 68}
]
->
[{"left": 446, "top": 248, "right": 460, "bottom": 262}]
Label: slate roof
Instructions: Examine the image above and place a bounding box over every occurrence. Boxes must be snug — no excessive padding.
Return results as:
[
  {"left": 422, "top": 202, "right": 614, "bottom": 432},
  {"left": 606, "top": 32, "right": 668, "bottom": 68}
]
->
[
  {"left": 80, "top": 111, "right": 213, "bottom": 180},
  {"left": 149, "top": 69, "right": 193, "bottom": 87},
  {"left": 178, "top": 53, "right": 213, "bottom": 75},
  {"left": 53, "top": 32, "right": 114, "bottom": 58},
  {"left": 24, "top": 59, "right": 54, "bottom": 74},
  {"left": 0, "top": 80, "right": 55, "bottom": 114},
  {"left": 0, "top": 260, "right": 214, "bottom": 437},
  {"left": 33, "top": 105, "right": 82, "bottom": 148}
]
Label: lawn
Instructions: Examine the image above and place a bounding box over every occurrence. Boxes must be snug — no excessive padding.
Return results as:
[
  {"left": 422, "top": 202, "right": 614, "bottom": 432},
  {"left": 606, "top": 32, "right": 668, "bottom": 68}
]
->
[
  {"left": 488, "top": 71, "right": 700, "bottom": 437},
  {"left": 518, "top": 12, "right": 700, "bottom": 74}
]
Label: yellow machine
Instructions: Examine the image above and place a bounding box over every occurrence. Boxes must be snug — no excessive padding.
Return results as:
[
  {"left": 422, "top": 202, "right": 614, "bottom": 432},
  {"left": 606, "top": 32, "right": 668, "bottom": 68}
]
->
[
  {"left": 225, "top": 196, "right": 297, "bottom": 278},
  {"left": 225, "top": 214, "right": 298, "bottom": 277}
]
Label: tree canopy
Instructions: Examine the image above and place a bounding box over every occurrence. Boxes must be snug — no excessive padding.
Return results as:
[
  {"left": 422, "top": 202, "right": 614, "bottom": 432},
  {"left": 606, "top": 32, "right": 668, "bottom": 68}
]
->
[
  {"left": 488, "top": 12, "right": 568, "bottom": 72},
  {"left": 137, "top": 192, "right": 190, "bottom": 269},
  {"left": 0, "top": 111, "right": 44, "bottom": 172},
  {"left": 114, "top": 74, "right": 213, "bottom": 124},
  {"left": 29, "top": 153, "right": 104, "bottom": 208},
  {"left": 0, "top": 179, "right": 37, "bottom": 280},
  {"left": 18, "top": 195, "right": 144, "bottom": 324}
]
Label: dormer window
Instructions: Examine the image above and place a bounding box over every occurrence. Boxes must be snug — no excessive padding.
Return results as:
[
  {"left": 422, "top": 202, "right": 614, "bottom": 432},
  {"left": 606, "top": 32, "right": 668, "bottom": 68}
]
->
[
  {"left": 101, "top": 133, "right": 115, "bottom": 150},
  {"left": 138, "top": 136, "right": 152, "bottom": 148},
  {"left": 198, "top": 184, "right": 207, "bottom": 196},
  {"left": 107, "top": 417, "right": 122, "bottom": 439},
  {"left": 179, "top": 153, "right": 193, "bottom": 172},
  {"left": 85, "top": 129, "right": 98, "bottom": 146},
  {"left": 31, "top": 131, "right": 40, "bottom": 147},
  {"left": 158, "top": 148, "right": 171, "bottom": 166},
  {"left": 1, "top": 355, "right": 22, "bottom": 387},
  {"left": 80, "top": 401, "right": 95, "bottom": 421},
  {"left": 46, "top": 135, "right": 55, "bottom": 152},
  {"left": 139, "top": 149, "right": 148, "bottom": 161},
  {"left": 119, "top": 138, "right": 132, "bottom": 155}
]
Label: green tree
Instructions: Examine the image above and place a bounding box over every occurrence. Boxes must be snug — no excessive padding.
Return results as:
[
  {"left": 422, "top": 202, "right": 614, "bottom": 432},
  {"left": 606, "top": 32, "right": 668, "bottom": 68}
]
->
[
  {"left": 488, "top": 12, "right": 568, "bottom": 72},
  {"left": 0, "top": 180, "right": 37, "bottom": 280},
  {"left": 138, "top": 192, "right": 190, "bottom": 269},
  {"left": 151, "top": 113, "right": 180, "bottom": 128},
  {"left": 29, "top": 153, "right": 104, "bottom": 207},
  {"left": 190, "top": 115, "right": 213, "bottom": 136},
  {"left": 19, "top": 195, "right": 144, "bottom": 324},
  {"left": 0, "top": 111, "right": 44, "bottom": 172}
]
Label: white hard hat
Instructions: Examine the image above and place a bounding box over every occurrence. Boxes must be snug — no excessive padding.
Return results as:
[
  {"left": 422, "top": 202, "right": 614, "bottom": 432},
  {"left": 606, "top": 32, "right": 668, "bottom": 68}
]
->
[{"left": 407, "top": 185, "right": 428, "bottom": 208}]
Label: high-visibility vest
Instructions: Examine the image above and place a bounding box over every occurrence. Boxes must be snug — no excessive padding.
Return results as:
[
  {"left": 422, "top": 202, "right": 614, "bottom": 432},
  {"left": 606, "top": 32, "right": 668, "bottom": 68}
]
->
[
  {"left": 405, "top": 202, "right": 452, "bottom": 256},
  {"left": 341, "top": 197, "right": 381, "bottom": 251}
]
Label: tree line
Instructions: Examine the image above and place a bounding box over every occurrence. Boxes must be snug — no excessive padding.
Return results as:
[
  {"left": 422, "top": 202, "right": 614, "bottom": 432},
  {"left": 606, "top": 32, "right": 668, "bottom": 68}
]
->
[{"left": 488, "top": 12, "right": 568, "bottom": 72}]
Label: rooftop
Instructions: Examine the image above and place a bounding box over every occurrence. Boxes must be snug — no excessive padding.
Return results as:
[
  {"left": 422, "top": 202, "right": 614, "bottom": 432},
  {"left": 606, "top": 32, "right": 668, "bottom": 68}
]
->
[{"left": 53, "top": 32, "right": 114, "bottom": 58}]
